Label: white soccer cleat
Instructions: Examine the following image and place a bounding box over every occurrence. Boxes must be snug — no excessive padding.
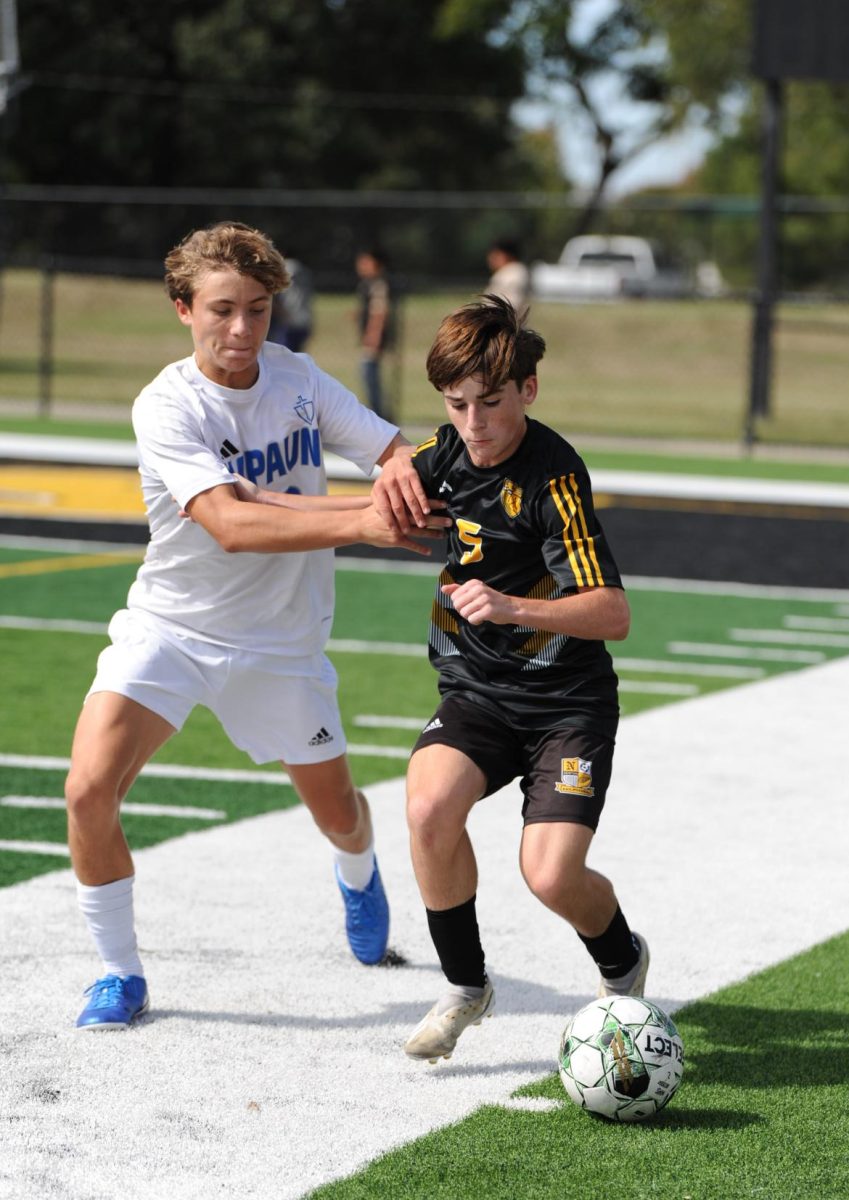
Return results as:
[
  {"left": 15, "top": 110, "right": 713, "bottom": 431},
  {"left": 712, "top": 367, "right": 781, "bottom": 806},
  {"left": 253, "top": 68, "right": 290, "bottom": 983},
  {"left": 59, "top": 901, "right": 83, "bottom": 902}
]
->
[
  {"left": 597, "top": 933, "right": 650, "bottom": 998},
  {"left": 404, "top": 979, "right": 495, "bottom": 1063}
]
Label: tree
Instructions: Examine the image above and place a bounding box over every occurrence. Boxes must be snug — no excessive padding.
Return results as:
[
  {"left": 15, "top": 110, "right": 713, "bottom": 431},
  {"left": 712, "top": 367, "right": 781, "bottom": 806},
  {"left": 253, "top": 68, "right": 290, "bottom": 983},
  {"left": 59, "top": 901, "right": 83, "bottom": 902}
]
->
[
  {"left": 443, "top": 0, "right": 692, "bottom": 235},
  {"left": 3, "top": 0, "right": 538, "bottom": 266},
  {"left": 648, "top": 0, "right": 849, "bottom": 288}
]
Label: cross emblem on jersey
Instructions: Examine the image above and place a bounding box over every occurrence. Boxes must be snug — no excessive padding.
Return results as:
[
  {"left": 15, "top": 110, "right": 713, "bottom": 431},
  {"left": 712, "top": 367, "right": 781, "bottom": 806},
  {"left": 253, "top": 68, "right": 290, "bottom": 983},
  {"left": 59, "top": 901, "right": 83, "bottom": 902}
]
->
[{"left": 295, "top": 396, "right": 315, "bottom": 425}]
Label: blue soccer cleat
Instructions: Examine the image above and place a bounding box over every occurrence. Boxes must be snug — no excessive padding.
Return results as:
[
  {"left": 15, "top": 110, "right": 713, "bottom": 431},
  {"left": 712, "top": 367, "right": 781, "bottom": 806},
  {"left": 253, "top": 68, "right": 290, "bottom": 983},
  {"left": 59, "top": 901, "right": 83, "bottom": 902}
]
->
[
  {"left": 335, "top": 861, "right": 390, "bottom": 965},
  {"left": 76, "top": 974, "right": 149, "bottom": 1030}
]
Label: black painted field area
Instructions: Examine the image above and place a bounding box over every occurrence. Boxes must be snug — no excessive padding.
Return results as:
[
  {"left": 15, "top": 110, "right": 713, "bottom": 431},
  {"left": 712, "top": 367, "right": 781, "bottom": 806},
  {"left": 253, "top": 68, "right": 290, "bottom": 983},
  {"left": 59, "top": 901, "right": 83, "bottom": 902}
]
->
[
  {"left": 601, "top": 501, "right": 849, "bottom": 589},
  {"left": 1, "top": 499, "right": 847, "bottom": 590}
]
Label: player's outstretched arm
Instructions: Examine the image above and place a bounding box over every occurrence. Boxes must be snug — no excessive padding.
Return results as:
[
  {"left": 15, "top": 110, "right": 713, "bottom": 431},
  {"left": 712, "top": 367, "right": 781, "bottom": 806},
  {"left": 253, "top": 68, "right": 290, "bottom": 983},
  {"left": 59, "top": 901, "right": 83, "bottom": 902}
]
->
[
  {"left": 230, "top": 474, "right": 371, "bottom": 511},
  {"left": 186, "top": 482, "right": 445, "bottom": 556},
  {"left": 443, "top": 580, "right": 630, "bottom": 641}
]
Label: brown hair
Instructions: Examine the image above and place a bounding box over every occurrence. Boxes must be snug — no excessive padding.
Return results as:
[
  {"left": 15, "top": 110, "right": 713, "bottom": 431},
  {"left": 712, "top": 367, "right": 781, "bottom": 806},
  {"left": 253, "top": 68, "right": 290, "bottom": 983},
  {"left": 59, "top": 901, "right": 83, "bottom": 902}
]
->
[
  {"left": 164, "top": 221, "right": 290, "bottom": 305},
  {"left": 426, "top": 294, "right": 545, "bottom": 395}
]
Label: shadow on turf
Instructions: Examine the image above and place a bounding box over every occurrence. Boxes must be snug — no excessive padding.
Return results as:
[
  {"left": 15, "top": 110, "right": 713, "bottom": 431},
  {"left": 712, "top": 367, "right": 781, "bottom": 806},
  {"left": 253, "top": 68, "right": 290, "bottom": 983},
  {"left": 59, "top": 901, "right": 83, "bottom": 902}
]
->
[
  {"left": 652, "top": 1108, "right": 764, "bottom": 1130},
  {"left": 677, "top": 1000, "right": 849, "bottom": 1089},
  {"left": 144, "top": 977, "right": 599, "bottom": 1035}
]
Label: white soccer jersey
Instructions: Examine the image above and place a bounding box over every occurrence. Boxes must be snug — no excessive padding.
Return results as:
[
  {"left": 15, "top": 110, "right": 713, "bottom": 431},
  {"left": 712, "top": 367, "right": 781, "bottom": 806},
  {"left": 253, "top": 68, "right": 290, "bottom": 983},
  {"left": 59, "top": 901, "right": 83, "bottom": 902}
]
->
[{"left": 127, "top": 343, "right": 398, "bottom": 655}]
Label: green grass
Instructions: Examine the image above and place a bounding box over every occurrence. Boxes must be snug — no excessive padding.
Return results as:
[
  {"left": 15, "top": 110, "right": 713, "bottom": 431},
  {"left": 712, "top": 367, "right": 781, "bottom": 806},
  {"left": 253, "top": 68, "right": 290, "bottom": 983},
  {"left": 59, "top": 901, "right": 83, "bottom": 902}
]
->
[
  {"left": 2, "top": 269, "right": 849, "bottom": 448},
  {"left": 308, "top": 929, "right": 849, "bottom": 1200},
  {"left": 0, "top": 766, "right": 297, "bottom": 886},
  {"left": 1, "top": 543, "right": 849, "bottom": 889}
]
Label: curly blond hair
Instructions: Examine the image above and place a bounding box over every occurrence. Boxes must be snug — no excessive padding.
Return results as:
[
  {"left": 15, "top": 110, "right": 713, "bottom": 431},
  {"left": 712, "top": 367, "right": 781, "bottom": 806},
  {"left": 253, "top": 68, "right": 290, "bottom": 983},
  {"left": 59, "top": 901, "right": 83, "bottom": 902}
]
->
[{"left": 164, "top": 221, "right": 290, "bottom": 305}]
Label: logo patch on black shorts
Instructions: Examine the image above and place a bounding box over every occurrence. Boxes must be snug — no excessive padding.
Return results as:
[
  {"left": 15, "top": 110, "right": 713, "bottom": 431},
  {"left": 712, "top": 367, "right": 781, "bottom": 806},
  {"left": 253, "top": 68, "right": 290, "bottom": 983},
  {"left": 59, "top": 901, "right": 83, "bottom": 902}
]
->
[{"left": 554, "top": 757, "right": 594, "bottom": 797}]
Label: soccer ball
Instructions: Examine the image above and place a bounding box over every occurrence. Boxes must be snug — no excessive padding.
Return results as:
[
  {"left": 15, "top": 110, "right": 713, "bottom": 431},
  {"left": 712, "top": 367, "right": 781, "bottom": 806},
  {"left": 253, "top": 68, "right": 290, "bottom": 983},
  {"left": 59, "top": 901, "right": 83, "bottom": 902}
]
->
[{"left": 558, "top": 995, "right": 684, "bottom": 1122}]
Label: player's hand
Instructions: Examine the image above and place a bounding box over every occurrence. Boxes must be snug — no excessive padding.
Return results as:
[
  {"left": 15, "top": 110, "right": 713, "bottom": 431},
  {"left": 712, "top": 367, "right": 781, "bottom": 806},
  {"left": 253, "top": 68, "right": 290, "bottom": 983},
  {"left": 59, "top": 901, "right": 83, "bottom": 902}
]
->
[
  {"left": 372, "top": 453, "right": 449, "bottom": 534},
  {"left": 442, "top": 580, "right": 516, "bottom": 625},
  {"left": 359, "top": 504, "right": 447, "bottom": 557}
]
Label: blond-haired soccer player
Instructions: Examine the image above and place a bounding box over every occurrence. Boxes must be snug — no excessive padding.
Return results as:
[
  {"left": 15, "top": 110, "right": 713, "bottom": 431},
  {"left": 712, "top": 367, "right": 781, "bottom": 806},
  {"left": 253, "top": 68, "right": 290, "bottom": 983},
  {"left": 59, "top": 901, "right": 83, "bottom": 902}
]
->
[
  {"left": 66, "top": 222, "right": 445, "bottom": 1029},
  {"left": 374, "top": 296, "right": 648, "bottom": 1063}
]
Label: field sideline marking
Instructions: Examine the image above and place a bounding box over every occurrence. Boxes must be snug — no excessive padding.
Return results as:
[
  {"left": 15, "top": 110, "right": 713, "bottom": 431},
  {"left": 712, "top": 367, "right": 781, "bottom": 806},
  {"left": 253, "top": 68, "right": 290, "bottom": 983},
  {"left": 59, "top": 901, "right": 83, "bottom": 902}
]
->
[
  {"left": 0, "top": 745, "right": 406, "bottom": 782},
  {"left": 1, "top": 795, "right": 226, "bottom": 820},
  {"left": 668, "top": 640, "right": 825, "bottom": 663},
  {"left": 0, "top": 553, "right": 141, "bottom": 580},
  {"left": 729, "top": 627, "right": 849, "bottom": 648},
  {"left": 1, "top": 535, "right": 849, "bottom": 602},
  {"left": 0, "top": 838, "right": 69, "bottom": 857},
  {"left": 784, "top": 615, "right": 849, "bottom": 632},
  {"left": 0, "top": 752, "right": 292, "bottom": 784},
  {"left": 0, "top": 614, "right": 829, "bottom": 680},
  {"left": 614, "top": 656, "right": 763, "bottom": 678}
]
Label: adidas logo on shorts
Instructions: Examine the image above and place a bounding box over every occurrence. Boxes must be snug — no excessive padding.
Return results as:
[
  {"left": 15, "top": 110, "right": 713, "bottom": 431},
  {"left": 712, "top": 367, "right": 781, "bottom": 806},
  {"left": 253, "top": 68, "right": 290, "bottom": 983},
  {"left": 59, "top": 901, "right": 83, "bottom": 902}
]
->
[
  {"left": 422, "top": 717, "right": 443, "bottom": 734},
  {"left": 308, "top": 727, "right": 334, "bottom": 747}
]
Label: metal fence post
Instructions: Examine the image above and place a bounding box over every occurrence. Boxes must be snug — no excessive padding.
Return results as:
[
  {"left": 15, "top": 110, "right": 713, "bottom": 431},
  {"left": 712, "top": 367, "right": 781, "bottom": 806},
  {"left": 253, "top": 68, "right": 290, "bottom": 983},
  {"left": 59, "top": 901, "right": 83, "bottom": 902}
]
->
[{"left": 38, "top": 256, "right": 55, "bottom": 417}]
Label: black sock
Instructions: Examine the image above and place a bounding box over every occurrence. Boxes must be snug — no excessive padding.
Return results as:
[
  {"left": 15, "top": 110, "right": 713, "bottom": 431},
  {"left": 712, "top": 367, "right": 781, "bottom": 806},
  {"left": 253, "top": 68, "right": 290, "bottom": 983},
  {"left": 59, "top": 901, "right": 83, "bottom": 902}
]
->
[
  {"left": 577, "top": 905, "right": 639, "bottom": 979},
  {"left": 426, "top": 895, "right": 486, "bottom": 988}
]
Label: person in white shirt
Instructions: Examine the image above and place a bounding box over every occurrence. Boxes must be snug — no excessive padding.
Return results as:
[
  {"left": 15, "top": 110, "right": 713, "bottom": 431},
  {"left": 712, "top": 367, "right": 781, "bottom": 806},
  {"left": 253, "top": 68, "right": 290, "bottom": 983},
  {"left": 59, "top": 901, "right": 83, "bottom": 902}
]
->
[
  {"left": 486, "top": 238, "right": 530, "bottom": 320},
  {"left": 66, "top": 221, "right": 446, "bottom": 1030}
]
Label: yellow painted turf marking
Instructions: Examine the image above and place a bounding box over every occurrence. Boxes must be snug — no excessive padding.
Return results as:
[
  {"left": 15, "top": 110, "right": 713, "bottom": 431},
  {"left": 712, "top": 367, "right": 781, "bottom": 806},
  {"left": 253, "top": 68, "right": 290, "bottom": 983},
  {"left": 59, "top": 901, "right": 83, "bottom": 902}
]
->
[{"left": 0, "top": 552, "right": 142, "bottom": 580}]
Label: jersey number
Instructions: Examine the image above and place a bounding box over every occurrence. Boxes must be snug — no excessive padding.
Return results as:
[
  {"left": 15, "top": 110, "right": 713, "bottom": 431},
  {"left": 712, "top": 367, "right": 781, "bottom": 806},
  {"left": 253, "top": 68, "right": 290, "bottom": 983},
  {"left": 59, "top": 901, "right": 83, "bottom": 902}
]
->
[{"left": 457, "top": 518, "right": 483, "bottom": 565}]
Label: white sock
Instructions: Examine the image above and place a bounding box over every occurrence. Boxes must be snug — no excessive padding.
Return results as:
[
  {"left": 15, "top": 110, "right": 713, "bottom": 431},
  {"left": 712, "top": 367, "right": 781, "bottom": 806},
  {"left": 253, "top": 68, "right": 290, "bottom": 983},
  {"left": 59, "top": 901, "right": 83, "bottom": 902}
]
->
[
  {"left": 76, "top": 875, "right": 144, "bottom": 979},
  {"left": 436, "top": 982, "right": 487, "bottom": 1015},
  {"left": 334, "top": 842, "right": 376, "bottom": 891}
]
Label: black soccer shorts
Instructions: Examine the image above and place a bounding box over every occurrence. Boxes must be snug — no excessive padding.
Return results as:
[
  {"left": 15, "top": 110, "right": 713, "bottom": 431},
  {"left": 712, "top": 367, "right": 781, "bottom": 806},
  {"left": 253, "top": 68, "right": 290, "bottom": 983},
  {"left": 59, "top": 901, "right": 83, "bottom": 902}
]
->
[{"left": 412, "top": 693, "right": 615, "bottom": 831}]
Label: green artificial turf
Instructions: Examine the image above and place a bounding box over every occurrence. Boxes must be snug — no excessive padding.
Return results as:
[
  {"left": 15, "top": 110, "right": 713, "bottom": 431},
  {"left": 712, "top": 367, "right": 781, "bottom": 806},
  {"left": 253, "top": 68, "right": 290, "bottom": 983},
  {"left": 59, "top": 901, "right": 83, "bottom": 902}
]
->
[{"left": 308, "top": 930, "right": 849, "bottom": 1200}]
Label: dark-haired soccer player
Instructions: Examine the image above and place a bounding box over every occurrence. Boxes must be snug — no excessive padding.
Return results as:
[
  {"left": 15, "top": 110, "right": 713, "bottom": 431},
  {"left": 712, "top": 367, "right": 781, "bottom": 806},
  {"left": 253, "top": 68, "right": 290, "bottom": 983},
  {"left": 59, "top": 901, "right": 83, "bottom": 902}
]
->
[{"left": 373, "top": 295, "right": 649, "bottom": 1063}]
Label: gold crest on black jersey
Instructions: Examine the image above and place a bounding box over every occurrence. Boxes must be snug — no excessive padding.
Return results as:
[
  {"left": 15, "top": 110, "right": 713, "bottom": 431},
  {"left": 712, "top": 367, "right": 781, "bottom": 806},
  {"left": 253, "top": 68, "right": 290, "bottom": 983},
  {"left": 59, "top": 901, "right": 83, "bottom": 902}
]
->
[{"left": 500, "top": 478, "right": 523, "bottom": 519}]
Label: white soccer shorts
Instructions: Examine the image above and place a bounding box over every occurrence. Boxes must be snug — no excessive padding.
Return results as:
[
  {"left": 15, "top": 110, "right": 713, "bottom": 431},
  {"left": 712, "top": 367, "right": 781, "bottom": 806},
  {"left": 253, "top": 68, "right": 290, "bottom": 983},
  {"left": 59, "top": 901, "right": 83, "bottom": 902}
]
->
[{"left": 87, "top": 608, "right": 347, "bottom": 765}]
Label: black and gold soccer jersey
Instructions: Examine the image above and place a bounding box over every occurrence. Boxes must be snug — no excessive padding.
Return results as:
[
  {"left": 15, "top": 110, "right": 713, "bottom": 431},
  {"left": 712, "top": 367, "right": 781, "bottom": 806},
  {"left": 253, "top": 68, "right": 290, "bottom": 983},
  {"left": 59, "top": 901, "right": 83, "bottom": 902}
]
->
[{"left": 412, "top": 419, "right": 623, "bottom": 739}]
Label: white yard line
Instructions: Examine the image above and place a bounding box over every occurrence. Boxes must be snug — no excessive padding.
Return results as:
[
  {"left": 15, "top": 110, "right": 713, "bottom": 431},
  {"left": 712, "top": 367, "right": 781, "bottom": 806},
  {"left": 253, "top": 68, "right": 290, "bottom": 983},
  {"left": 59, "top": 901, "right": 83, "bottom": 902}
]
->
[
  {"left": 0, "top": 615, "right": 107, "bottom": 634},
  {"left": 0, "top": 752, "right": 289, "bottom": 784},
  {"left": 1, "top": 795, "right": 226, "bottom": 820},
  {"left": 729, "top": 627, "right": 849, "bottom": 648},
  {"left": 667, "top": 640, "right": 825, "bottom": 663},
  {"left": 354, "top": 715, "right": 428, "bottom": 730},
  {"left": 1, "top": 657, "right": 847, "bottom": 1200},
  {"left": 783, "top": 615, "right": 849, "bottom": 632},
  {"left": 0, "top": 838, "right": 69, "bottom": 857},
  {"left": 614, "top": 656, "right": 764, "bottom": 679},
  {"left": 618, "top": 680, "right": 698, "bottom": 696}
]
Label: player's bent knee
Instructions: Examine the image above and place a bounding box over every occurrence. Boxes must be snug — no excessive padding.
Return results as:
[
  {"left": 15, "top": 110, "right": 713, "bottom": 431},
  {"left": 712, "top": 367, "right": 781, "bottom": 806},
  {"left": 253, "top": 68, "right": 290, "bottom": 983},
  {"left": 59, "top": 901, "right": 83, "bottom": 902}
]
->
[
  {"left": 64, "top": 772, "right": 121, "bottom": 825},
  {"left": 406, "top": 791, "right": 466, "bottom": 851},
  {"left": 524, "top": 862, "right": 580, "bottom": 916},
  {"left": 303, "top": 790, "right": 364, "bottom": 839}
]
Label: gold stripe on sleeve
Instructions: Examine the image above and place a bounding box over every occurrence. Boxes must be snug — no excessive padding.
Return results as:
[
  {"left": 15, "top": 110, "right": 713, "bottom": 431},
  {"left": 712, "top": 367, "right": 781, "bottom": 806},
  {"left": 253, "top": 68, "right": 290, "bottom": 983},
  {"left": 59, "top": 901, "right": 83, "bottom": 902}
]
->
[
  {"left": 411, "top": 435, "right": 438, "bottom": 459},
  {"left": 549, "top": 477, "right": 589, "bottom": 586},
  {"left": 566, "top": 474, "right": 605, "bottom": 586}
]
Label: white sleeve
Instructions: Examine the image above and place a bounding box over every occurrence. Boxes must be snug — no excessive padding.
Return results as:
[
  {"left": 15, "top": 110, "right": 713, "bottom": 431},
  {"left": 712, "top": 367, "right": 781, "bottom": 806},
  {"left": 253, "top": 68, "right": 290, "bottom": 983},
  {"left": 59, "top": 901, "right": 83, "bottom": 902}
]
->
[
  {"left": 308, "top": 360, "right": 399, "bottom": 475},
  {"left": 132, "top": 388, "right": 235, "bottom": 509}
]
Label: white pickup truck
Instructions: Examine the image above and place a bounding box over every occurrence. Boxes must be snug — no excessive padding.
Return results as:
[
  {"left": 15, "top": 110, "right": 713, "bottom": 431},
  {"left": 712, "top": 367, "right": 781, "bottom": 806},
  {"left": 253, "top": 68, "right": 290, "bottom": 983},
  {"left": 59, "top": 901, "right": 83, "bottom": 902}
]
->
[{"left": 530, "top": 235, "right": 704, "bottom": 302}]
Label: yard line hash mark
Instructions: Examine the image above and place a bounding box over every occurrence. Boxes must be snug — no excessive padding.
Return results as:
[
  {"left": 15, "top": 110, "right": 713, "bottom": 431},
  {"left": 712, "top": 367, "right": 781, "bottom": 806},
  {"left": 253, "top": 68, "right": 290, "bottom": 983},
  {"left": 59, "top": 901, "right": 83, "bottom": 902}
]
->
[{"left": 1, "top": 795, "right": 226, "bottom": 820}]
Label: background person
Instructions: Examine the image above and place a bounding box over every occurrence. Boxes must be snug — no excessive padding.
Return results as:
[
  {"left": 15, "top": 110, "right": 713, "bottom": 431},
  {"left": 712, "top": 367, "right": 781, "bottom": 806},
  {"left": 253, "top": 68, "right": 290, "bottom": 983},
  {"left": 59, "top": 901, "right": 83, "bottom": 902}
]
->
[
  {"left": 354, "top": 247, "right": 395, "bottom": 420},
  {"left": 267, "top": 257, "right": 314, "bottom": 352},
  {"left": 65, "top": 221, "right": 445, "bottom": 1031},
  {"left": 376, "top": 295, "right": 647, "bottom": 1064},
  {"left": 486, "top": 238, "right": 530, "bottom": 319}
]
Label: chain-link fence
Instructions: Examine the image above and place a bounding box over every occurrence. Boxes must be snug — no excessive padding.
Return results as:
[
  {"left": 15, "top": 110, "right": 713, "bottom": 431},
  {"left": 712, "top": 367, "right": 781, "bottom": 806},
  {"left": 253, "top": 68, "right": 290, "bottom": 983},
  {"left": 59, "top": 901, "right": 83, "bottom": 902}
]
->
[{"left": 1, "top": 187, "right": 848, "bottom": 447}]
